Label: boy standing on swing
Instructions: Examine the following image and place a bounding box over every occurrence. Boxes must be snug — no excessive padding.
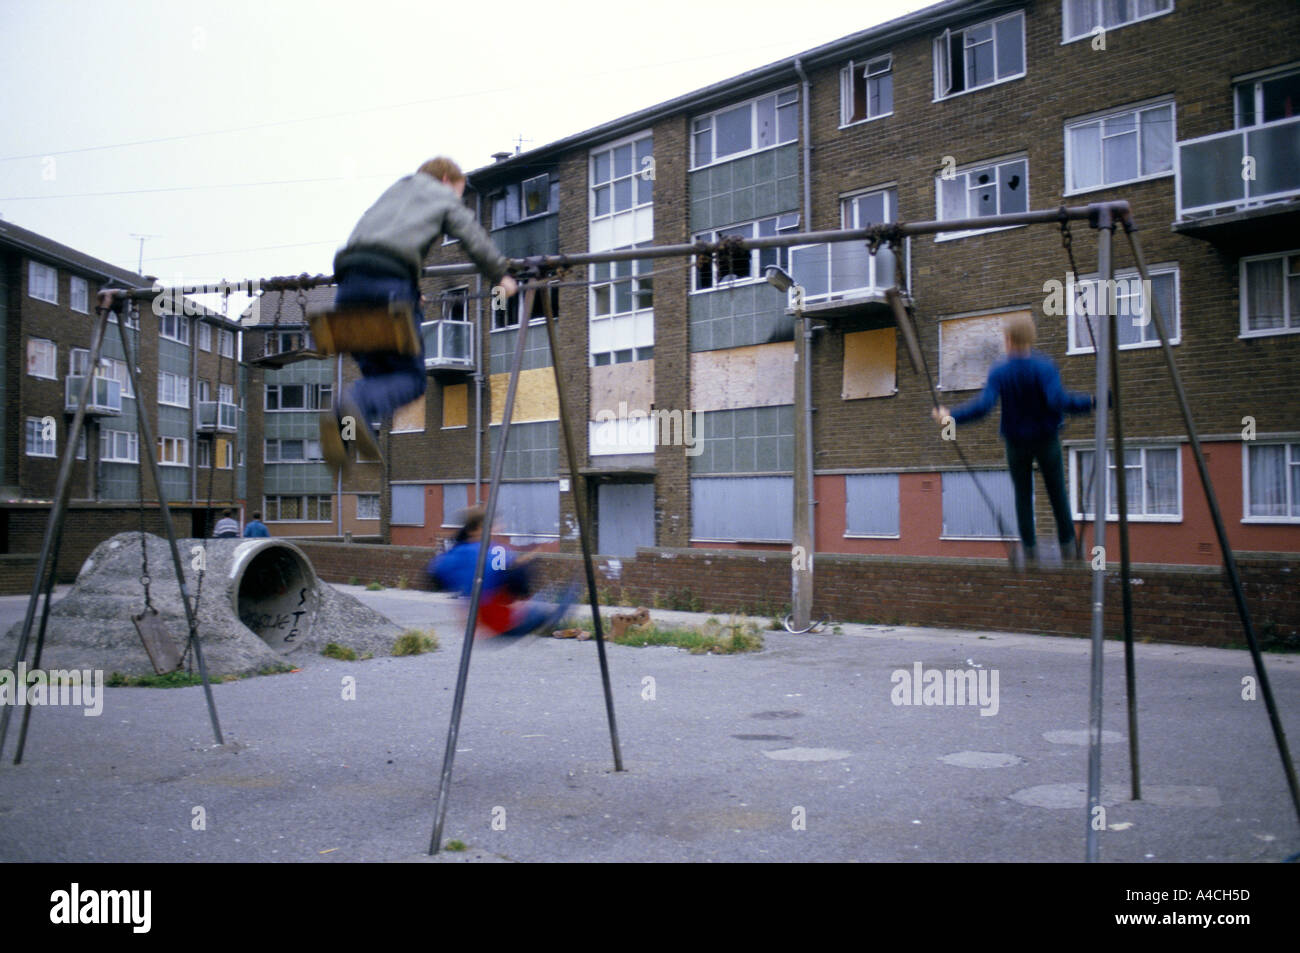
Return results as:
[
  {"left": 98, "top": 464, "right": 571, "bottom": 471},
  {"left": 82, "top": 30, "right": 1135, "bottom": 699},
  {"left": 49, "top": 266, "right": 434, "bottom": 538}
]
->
[
  {"left": 321, "top": 157, "right": 517, "bottom": 473},
  {"left": 932, "top": 314, "right": 1095, "bottom": 565}
]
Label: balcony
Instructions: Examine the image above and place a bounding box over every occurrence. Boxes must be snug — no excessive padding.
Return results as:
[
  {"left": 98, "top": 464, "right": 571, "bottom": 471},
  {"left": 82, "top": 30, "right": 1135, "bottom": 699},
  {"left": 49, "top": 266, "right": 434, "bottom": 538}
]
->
[
  {"left": 197, "top": 400, "right": 238, "bottom": 432},
  {"left": 421, "top": 318, "right": 475, "bottom": 375},
  {"left": 1175, "top": 115, "right": 1300, "bottom": 242},
  {"left": 787, "top": 241, "right": 900, "bottom": 320},
  {"left": 64, "top": 375, "right": 121, "bottom": 415}
]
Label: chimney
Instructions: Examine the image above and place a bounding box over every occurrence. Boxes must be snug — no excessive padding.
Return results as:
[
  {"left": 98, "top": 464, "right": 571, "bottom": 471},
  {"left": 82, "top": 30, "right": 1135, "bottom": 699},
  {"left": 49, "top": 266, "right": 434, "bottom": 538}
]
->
[{"left": 491, "top": 151, "right": 511, "bottom": 163}]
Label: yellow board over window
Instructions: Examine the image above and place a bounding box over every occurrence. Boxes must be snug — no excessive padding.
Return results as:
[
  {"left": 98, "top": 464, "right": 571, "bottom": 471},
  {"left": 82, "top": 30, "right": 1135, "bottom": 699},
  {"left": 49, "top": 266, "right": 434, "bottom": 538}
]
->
[
  {"left": 489, "top": 368, "right": 559, "bottom": 424},
  {"left": 442, "top": 383, "right": 468, "bottom": 429}
]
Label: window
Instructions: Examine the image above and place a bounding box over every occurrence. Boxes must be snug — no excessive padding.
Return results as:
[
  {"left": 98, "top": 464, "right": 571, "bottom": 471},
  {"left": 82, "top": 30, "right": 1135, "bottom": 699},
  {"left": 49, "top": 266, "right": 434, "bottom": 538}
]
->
[
  {"left": 263, "top": 495, "right": 332, "bottom": 522},
  {"left": 1066, "top": 101, "right": 1174, "bottom": 192},
  {"left": 26, "top": 417, "right": 56, "bottom": 457},
  {"left": 493, "top": 285, "right": 559, "bottom": 331},
  {"left": 693, "top": 214, "right": 801, "bottom": 291},
  {"left": 491, "top": 176, "right": 558, "bottom": 228},
  {"left": 28, "top": 261, "right": 57, "bottom": 303},
  {"left": 26, "top": 338, "right": 57, "bottom": 379},
  {"left": 265, "top": 329, "right": 312, "bottom": 356},
  {"left": 1074, "top": 446, "right": 1180, "bottom": 519},
  {"left": 357, "top": 494, "right": 380, "bottom": 520},
  {"left": 935, "top": 12, "right": 1025, "bottom": 99},
  {"left": 105, "top": 358, "right": 134, "bottom": 398},
  {"left": 75, "top": 427, "right": 87, "bottom": 460},
  {"left": 590, "top": 134, "right": 654, "bottom": 230},
  {"left": 159, "top": 312, "right": 190, "bottom": 345},
  {"left": 157, "top": 435, "right": 189, "bottom": 467},
  {"left": 442, "top": 484, "right": 470, "bottom": 525},
  {"left": 158, "top": 371, "right": 190, "bottom": 407},
  {"left": 935, "top": 155, "right": 1028, "bottom": 238},
  {"left": 264, "top": 439, "right": 324, "bottom": 463},
  {"left": 1241, "top": 250, "right": 1300, "bottom": 336},
  {"left": 218, "top": 328, "right": 235, "bottom": 358},
  {"left": 216, "top": 437, "right": 233, "bottom": 469},
  {"left": 1235, "top": 64, "right": 1300, "bottom": 127},
  {"left": 1068, "top": 265, "right": 1179, "bottom": 352},
  {"left": 101, "top": 429, "right": 139, "bottom": 463},
  {"left": 265, "top": 383, "right": 332, "bottom": 411},
  {"left": 692, "top": 88, "right": 799, "bottom": 168},
  {"left": 1245, "top": 443, "right": 1300, "bottom": 521},
  {"left": 1064, "top": 0, "right": 1173, "bottom": 42},
  {"left": 841, "top": 56, "right": 893, "bottom": 126},
  {"left": 218, "top": 383, "right": 234, "bottom": 405},
  {"left": 837, "top": 188, "right": 900, "bottom": 290},
  {"left": 197, "top": 437, "right": 212, "bottom": 468},
  {"left": 845, "top": 473, "right": 901, "bottom": 537},
  {"left": 940, "top": 311, "right": 1022, "bottom": 391},
  {"left": 495, "top": 482, "right": 560, "bottom": 538},
  {"left": 196, "top": 379, "right": 211, "bottom": 404},
  {"left": 692, "top": 476, "right": 793, "bottom": 542},
  {"left": 70, "top": 277, "right": 89, "bottom": 314},
  {"left": 198, "top": 323, "right": 212, "bottom": 351},
  {"left": 391, "top": 485, "right": 425, "bottom": 526},
  {"left": 941, "top": 470, "right": 1019, "bottom": 538},
  {"left": 590, "top": 248, "right": 654, "bottom": 364}
]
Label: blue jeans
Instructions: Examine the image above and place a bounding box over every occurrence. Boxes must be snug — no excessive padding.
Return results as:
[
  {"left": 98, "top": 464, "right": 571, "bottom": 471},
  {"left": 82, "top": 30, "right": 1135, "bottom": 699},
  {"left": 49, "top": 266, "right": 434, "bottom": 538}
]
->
[{"left": 335, "top": 271, "right": 426, "bottom": 426}]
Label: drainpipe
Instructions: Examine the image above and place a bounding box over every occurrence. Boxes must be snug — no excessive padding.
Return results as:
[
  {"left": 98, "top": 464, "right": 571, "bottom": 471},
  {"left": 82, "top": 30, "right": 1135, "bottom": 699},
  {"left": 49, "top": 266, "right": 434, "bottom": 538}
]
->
[
  {"left": 792, "top": 58, "right": 816, "bottom": 629},
  {"left": 191, "top": 316, "right": 198, "bottom": 521},
  {"left": 336, "top": 353, "right": 343, "bottom": 536},
  {"left": 473, "top": 190, "right": 484, "bottom": 505}
]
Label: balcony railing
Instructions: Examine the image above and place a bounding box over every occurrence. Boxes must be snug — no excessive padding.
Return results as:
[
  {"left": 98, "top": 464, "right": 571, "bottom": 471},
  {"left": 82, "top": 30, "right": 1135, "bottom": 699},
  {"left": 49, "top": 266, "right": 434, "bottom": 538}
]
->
[
  {"left": 197, "top": 400, "right": 238, "bottom": 432},
  {"left": 788, "top": 240, "right": 898, "bottom": 307},
  {"left": 64, "top": 375, "right": 121, "bottom": 415},
  {"left": 1177, "top": 115, "right": 1300, "bottom": 220},
  {"left": 421, "top": 318, "right": 474, "bottom": 371}
]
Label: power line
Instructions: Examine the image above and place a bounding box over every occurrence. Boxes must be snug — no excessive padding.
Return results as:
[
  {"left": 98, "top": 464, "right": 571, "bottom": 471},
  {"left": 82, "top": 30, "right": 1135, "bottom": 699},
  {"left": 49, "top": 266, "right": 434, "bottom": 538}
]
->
[{"left": 0, "top": 172, "right": 396, "bottom": 202}]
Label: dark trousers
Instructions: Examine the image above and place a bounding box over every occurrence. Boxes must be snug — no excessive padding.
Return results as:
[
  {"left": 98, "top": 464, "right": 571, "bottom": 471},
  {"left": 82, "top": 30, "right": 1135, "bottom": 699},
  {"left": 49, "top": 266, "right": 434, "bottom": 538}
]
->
[
  {"left": 1005, "top": 434, "right": 1075, "bottom": 551},
  {"left": 335, "top": 271, "right": 426, "bottom": 426}
]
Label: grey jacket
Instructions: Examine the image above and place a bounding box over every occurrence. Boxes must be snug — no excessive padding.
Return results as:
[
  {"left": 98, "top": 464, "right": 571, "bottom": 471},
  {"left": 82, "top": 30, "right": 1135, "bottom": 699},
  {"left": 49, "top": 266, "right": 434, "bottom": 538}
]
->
[{"left": 334, "top": 173, "right": 509, "bottom": 284}]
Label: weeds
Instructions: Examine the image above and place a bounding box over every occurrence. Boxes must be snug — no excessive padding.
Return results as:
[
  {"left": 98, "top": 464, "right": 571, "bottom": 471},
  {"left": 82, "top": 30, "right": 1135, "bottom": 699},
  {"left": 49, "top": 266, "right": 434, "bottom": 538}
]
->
[{"left": 393, "top": 629, "right": 439, "bottom": 656}]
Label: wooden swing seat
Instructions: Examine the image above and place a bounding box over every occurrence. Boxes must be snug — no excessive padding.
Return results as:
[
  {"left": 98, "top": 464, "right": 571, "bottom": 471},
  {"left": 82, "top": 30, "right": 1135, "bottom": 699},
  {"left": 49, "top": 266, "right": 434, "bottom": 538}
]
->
[{"left": 306, "top": 300, "right": 420, "bottom": 357}]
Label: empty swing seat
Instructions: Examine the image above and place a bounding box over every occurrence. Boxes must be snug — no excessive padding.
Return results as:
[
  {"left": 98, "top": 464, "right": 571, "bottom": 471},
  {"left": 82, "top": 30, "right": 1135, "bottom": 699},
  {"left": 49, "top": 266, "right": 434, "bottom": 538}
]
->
[{"left": 307, "top": 301, "right": 420, "bottom": 357}]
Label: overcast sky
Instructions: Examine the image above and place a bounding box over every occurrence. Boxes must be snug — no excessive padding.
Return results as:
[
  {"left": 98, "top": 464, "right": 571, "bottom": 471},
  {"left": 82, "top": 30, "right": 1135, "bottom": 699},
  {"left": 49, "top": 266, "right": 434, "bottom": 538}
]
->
[{"left": 2, "top": 0, "right": 933, "bottom": 299}]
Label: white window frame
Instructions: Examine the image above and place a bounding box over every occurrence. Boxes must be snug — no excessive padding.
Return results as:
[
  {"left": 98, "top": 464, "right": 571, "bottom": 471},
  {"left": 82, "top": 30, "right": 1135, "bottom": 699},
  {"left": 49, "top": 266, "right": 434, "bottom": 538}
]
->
[
  {"left": 589, "top": 245, "right": 655, "bottom": 365},
  {"left": 263, "top": 494, "right": 333, "bottom": 523},
  {"left": 1243, "top": 441, "right": 1300, "bottom": 523},
  {"left": 1234, "top": 62, "right": 1300, "bottom": 128},
  {"left": 196, "top": 379, "right": 211, "bottom": 404},
  {"left": 159, "top": 312, "right": 191, "bottom": 345},
  {"left": 840, "top": 55, "right": 894, "bottom": 128},
  {"left": 26, "top": 338, "right": 57, "bottom": 380},
  {"left": 106, "top": 358, "right": 134, "bottom": 398},
  {"left": 158, "top": 371, "right": 190, "bottom": 408},
  {"left": 26, "top": 417, "right": 56, "bottom": 457},
  {"left": 157, "top": 435, "right": 189, "bottom": 468},
  {"left": 1066, "top": 264, "right": 1180, "bottom": 354},
  {"left": 356, "top": 494, "right": 381, "bottom": 520},
  {"left": 934, "top": 11, "right": 1026, "bottom": 101},
  {"left": 218, "top": 328, "right": 235, "bottom": 358},
  {"left": 1064, "top": 98, "right": 1176, "bottom": 195},
  {"left": 934, "top": 153, "right": 1029, "bottom": 241},
  {"left": 70, "top": 277, "right": 89, "bottom": 314},
  {"left": 1070, "top": 445, "right": 1183, "bottom": 522},
  {"left": 691, "top": 214, "right": 802, "bottom": 293},
  {"left": 198, "top": 322, "right": 213, "bottom": 352},
  {"left": 264, "top": 438, "right": 324, "bottom": 463},
  {"left": 28, "top": 261, "right": 57, "bottom": 304},
  {"left": 1062, "top": 0, "right": 1174, "bottom": 44},
  {"left": 1239, "top": 249, "right": 1300, "bottom": 338},
  {"left": 100, "top": 429, "right": 139, "bottom": 463},
  {"left": 197, "top": 437, "right": 212, "bottom": 468},
  {"left": 690, "top": 86, "right": 800, "bottom": 170},
  {"left": 265, "top": 382, "right": 332, "bottom": 412},
  {"left": 590, "top": 131, "right": 655, "bottom": 225}
]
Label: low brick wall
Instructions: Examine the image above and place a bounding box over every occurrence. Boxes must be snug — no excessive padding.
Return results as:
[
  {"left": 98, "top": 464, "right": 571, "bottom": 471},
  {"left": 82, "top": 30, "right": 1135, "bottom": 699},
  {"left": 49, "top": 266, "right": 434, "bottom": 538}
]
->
[
  {"left": 0, "top": 555, "right": 42, "bottom": 595},
  {"left": 293, "top": 541, "right": 1299, "bottom": 650}
]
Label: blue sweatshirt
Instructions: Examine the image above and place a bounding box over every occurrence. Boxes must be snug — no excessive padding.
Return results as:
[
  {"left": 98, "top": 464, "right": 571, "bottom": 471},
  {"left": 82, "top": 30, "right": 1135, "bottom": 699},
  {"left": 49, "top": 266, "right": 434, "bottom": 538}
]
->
[{"left": 950, "top": 351, "right": 1093, "bottom": 443}]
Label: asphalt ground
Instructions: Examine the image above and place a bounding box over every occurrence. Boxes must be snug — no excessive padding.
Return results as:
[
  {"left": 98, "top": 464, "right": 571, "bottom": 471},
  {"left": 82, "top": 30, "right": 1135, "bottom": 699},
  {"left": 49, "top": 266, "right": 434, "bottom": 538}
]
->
[{"left": 0, "top": 583, "right": 1297, "bottom": 863}]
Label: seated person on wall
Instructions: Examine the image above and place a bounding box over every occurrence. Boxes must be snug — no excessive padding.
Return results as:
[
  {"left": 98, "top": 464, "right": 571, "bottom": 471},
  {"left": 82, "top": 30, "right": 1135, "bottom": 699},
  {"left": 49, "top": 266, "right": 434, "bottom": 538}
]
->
[
  {"left": 428, "top": 506, "right": 575, "bottom": 637},
  {"left": 212, "top": 509, "right": 240, "bottom": 539}
]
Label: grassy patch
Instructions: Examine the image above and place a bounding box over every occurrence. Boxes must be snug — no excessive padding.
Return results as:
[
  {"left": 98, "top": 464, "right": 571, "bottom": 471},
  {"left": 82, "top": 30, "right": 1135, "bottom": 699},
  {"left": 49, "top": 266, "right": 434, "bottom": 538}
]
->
[
  {"left": 365, "top": 581, "right": 384, "bottom": 591},
  {"left": 106, "top": 662, "right": 293, "bottom": 688},
  {"left": 322, "top": 642, "right": 357, "bottom": 661},
  {"left": 444, "top": 840, "right": 467, "bottom": 852},
  {"left": 562, "top": 614, "right": 763, "bottom": 655},
  {"left": 348, "top": 576, "right": 359, "bottom": 586},
  {"left": 397, "top": 575, "right": 409, "bottom": 590},
  {"left": 393, "top": 629, "right": 439, "bottom": 656}
]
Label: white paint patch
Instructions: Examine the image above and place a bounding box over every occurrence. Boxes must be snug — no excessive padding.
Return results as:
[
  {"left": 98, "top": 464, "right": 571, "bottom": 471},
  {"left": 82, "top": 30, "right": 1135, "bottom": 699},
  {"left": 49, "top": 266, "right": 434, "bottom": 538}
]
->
[
  {"left": 1043, "top": 729, "right": 1125, "bottom": 745},
  {"left": 762, "top": 747, "right": 851, "bottom": 762},
  {"left": 1009, "top": 782, "right": 1128, "bottom": 809},
  {"left": 1108, "top": 821, "right": 1134, "bottom": 831},
  {"left": 940, "top": 751, "right": 1024, "bottom": 769}
]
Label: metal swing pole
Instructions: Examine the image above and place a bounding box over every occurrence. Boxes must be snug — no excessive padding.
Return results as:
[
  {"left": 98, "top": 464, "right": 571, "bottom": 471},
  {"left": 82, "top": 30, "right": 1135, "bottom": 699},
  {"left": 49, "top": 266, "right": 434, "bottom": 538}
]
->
[
  {"left": 1084, "top": 205, "right": 1116, "bottom": 863},
  {"left": 429, "top": 285, "right": 536, "bottom": 855},
  {"left": 539, "top": 281, "right": 624, "bottom": 772},
  {"left": 1122, "top": 221, "right": 1300, "bottom": 826},
  {"left": 109, "top": 297, "right": 224, "bottom": 746},
  {"left": 0, "top": 304, "right": 112, "bottom": 762}
]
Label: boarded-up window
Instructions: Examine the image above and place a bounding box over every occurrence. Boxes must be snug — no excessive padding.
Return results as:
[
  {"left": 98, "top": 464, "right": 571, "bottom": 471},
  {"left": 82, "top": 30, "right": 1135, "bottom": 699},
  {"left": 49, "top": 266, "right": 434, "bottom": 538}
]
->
[
  {"left": 939, "top": 311, "right": 1027, "bottom": 392},
  {"left": 845, "top": 473, "right": 900, "bottom": 536},
  {"left": 392, "top": 485, "right": 425, "bottom": 526},
  {"left": 842, "top": 328, "right": 897, "bottom": 399},
  {"left": 443, "top": 383, "right": 468, "bottom": 429},
  {"left": 691, "top": 476, "right": 793, "bottom": 541},
  {"left": 393, "top": 394, "right": 425, "bottom": 433},
  {"left": 496, "top": 482, "right": 559, "bottom": 538},
  {"left": 941, "top": 470, "right": 1019, "bottom": 538},
  {"left": 442, "top": 483, "right": 471, "bottom": 526}
]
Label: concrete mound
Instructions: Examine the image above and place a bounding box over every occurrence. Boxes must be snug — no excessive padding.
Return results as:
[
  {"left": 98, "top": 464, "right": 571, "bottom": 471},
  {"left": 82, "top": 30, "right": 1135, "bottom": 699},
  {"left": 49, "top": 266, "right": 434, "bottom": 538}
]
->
[{"left": 2, "top": 533, "right": 404, "bottom": 677}]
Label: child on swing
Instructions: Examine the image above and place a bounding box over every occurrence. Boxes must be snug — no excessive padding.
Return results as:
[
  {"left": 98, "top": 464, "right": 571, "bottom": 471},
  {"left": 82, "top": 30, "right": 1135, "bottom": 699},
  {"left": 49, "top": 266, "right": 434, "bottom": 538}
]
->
[
  {"left": 321, "top": 157, "right": 518, "bottom": 473},
  {"left": 932, "top": 314, "right": 1095, "bottom": 566}
]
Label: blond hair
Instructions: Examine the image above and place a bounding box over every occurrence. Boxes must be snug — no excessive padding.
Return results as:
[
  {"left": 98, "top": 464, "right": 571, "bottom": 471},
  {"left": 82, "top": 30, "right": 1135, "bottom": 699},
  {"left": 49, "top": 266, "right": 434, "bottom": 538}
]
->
[
  {"left": 417, "top": 156, "right": 465, "bottom": 184},
  {"left": 1004, "top": 313, "right": 1037, "bottom": 349}
]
